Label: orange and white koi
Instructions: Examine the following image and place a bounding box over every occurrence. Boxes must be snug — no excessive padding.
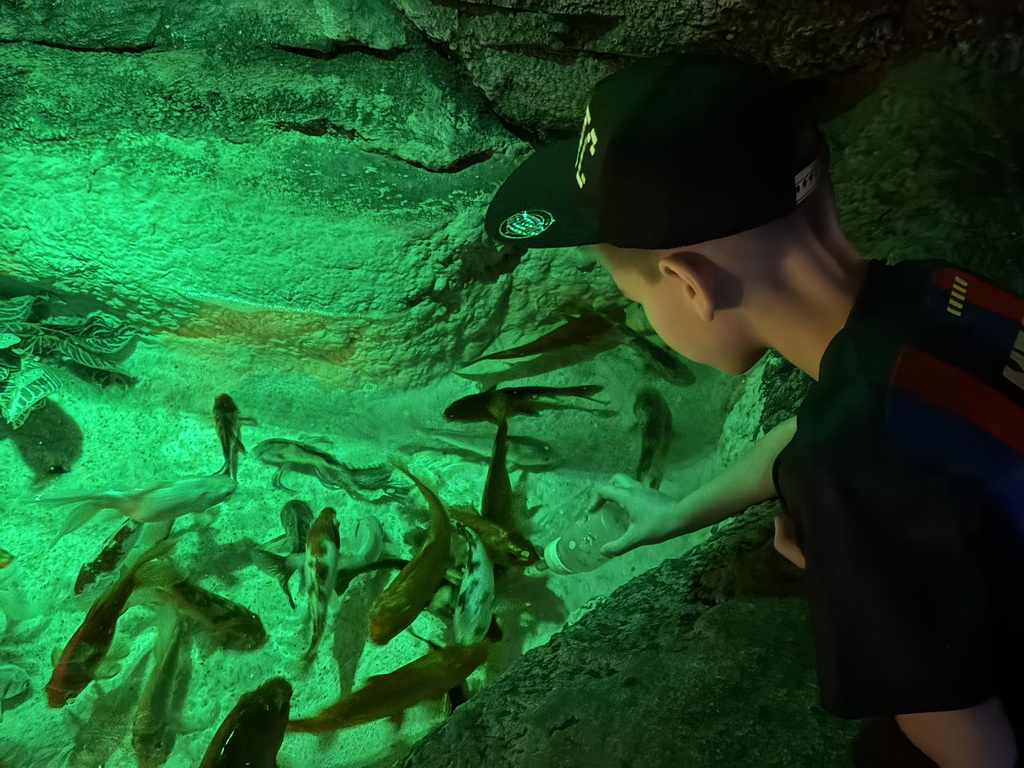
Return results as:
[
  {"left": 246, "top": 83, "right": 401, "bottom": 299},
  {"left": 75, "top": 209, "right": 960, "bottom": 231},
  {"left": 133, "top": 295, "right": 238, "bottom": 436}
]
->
[
  {"left": 452, "top": 522, "right": 494, "bottom": 646},
  {"left": 301, "top": 507, "right": 340, "bottom": 664},
  {"left": 46, "top": 538, "right": 177, "bottom": 707}
]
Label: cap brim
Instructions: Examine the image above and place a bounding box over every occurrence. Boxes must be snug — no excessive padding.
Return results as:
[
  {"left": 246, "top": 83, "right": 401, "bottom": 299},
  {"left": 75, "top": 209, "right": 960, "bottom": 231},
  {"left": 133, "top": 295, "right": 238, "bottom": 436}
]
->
[{"left": 484, "top": 140, "right": 602, "bottom": 249}]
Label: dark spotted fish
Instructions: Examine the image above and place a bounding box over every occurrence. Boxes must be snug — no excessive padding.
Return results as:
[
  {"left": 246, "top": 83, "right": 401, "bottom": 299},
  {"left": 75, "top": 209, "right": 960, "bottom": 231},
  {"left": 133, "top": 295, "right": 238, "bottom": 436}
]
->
[
  {"left": 633, "top": 387, "right": 674, "bottom": 490},
  {"left": 199, "top": 677, "right": 291, "bottom": 768},
  {"left": 468, "top": 307, "right": 626, "bottom": 363},
  {"left": 443, "top": 385, "right": 608, "bottom": 423},
  {"left": 213, "top": 394, "right": 255, "bottom": 480}
]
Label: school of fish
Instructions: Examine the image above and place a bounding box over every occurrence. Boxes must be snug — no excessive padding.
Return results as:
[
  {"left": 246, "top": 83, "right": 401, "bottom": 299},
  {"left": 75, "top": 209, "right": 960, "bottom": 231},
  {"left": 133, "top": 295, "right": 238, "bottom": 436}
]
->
[{"left": 13, "top": 307, "right": 679, "bottom": 765}]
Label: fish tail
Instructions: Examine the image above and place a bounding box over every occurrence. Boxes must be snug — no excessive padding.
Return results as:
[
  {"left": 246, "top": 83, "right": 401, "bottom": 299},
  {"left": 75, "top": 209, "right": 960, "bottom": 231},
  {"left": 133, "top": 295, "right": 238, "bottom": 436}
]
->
[
  {"left": 126, "top": 537, "right": 178, "bottom": 584},
  {"left": 49, "top": 495, "right": 125, "bottom": 545},
  {"left": 569, "top": 384, "right": 605, "bottom": 401},
  {"left": 253, "top": 549, "right": 298, "bottom": 609},
  {"left": 301, "top": 613, "right": 324, "bottom": 663},
  {"left": 133, "top": 558, "right": 184, "bottom": 592}
]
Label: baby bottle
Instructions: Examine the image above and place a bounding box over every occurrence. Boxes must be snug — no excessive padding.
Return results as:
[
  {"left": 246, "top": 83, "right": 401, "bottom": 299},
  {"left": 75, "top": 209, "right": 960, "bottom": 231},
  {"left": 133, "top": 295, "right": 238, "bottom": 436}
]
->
[{"left": 543, "top": 502, "right": 629, "bottom": 575}]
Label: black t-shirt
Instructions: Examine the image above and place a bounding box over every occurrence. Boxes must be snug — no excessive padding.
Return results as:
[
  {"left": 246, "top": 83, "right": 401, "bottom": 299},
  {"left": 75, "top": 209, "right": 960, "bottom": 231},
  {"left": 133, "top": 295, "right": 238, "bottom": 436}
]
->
[{"left": 772, "top": 256, "right": 1024, "bottom": 720}]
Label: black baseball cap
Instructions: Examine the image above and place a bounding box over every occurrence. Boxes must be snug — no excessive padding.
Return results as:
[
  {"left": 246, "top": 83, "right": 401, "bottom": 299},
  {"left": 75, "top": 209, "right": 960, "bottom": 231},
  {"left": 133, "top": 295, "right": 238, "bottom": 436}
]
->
[{"left": 484, "top": 51, "right": 823, "bottom": 250}]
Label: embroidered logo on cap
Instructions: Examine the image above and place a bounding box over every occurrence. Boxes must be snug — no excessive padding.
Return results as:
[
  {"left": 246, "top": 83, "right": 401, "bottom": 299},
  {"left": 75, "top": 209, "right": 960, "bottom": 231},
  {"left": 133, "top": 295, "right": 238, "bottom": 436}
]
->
[
  {"left": 499, "top": 210, "right": 555, "bottom": 239},
  {"left": 574, "top": 106, "right": 599, "bottom": 189}
]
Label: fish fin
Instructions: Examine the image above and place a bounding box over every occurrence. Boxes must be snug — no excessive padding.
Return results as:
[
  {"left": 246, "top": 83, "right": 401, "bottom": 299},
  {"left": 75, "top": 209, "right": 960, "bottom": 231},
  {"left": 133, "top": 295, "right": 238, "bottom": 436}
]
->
[
  {"left": 252, "top": 550, "right": 298, "bottom": 609},
  {"left": 387, "top": 709, "right": 407, "bottom": 729},
  {"left": 260, "top": 533, "right": 289, "bottom": 551},
  {"left": 386, "top": 452, "right": 410, "bottom": 475},
  {"left": 271, "top": 467, "right": 296, "bottom": 493},
  {"left": 94, "top": 658, "right": 121, "bottom": 681},
  {"left": 49, "top": 499, "right": 120, "bottom": 546},
  {"left": 133, "top": 558, "right": 184, "bottom": 591}
]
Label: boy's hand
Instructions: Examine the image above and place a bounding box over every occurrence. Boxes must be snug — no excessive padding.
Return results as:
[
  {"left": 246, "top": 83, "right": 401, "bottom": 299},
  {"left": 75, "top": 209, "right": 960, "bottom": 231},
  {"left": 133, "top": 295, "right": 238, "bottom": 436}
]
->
[
  {"left": 773, "top": 515, "right": 806, "bottom": 569},
  {"left": 590, "top": 474, "right": 684, "bottom": 557}
]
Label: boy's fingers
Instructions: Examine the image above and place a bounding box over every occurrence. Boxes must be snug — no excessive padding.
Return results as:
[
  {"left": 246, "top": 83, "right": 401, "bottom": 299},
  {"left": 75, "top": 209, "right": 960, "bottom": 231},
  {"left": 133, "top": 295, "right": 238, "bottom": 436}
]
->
[
  {"left": 592, "top": 482, "right": 627, "bottom": 511},
  {"left": 601, "top": 533, "right": 632, "bottom": 558}
]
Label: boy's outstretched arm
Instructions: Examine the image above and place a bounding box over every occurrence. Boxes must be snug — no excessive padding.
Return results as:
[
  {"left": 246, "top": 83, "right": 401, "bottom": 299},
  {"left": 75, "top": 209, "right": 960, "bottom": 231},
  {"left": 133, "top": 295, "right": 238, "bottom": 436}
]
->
[{"left": 895, "top": 696, "right": 1018, "bottom": 768}]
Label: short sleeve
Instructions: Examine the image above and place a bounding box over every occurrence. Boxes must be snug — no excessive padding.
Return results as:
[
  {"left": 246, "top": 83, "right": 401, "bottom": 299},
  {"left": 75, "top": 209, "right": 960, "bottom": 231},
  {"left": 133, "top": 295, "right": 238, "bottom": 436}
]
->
[{"left": 797, "top": 457, "right": 999, "bottom": 719}]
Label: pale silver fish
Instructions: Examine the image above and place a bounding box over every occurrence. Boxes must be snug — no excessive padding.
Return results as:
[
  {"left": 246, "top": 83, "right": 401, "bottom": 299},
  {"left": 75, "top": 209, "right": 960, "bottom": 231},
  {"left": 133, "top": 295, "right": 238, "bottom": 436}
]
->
[
  {"left": 36, "top": 473, "right": 237, "bottom": 543},
  {"left": 337, "top": 515, "right": 384, "bottom": 570},
  {"left": 452, "top": 522, "right": 494, "bottom": 646},
  {"left": 131, "top": 610, "right": 193, "bottom": 768},
  {"left": 253, "top": 438, "right": 403, "bottom": 503},
  {"left": 404, "top": 427, "right": 561, "bottom": 471}
]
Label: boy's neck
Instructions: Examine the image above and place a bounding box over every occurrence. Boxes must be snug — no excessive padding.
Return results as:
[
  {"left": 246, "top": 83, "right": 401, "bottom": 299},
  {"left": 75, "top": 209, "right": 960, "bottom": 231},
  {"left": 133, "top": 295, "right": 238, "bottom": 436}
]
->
[{"left": 747, "top": 236, "right": 870, "bottom": 382}]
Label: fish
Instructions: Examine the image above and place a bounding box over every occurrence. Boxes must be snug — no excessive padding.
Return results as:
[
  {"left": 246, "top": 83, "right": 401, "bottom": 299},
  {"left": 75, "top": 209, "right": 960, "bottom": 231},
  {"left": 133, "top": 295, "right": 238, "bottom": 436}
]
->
[
  {"left": 67, "top": 651, "right": 151, "bottom": 768},
  {"left": 633, "top": 387, "right": 674, "bottom": 490},
  {"left": 443, "top": 384, "right": 609, "bottom": 423},
  {"left": 256, "top": 510, "right": 385, "bottom": 609},
  {"left": 301, "top": 506, "right": 341, "bottom": 664},
  {"left": 405, "top": 629, "right": 483, "bottom": 715},
  {"left": 131, "top": 609, "right": 193, "bottom": 768},
  {"left": 452, "top": 523, "right": 495, "bottom": 645},
  {"left": 212, "top": 393, "right": 256, "bottom": 479},
  {"left": 0, "top": 548, "right": 13, "bottom": 570},
  {"left": 449, "top": 507, "right": 538, "bottom": 566},
  {"left": 338, "top": 515, "right": 385, "bottom": 570},
  {"left": 286, "top": 642, "right": 488, "bottom": 732},
  {"left": 0, "top": 664, "right": 29, "bottom": 722},
  {"left": 74, "top": 519, "right": 143, "bottom": 595},
  {"left": 252, "top": 438, "right": 403, "bottom": 503},
  {"left": 46, "top": 538, "right": 178, "bottom": 707},
  {"left": 625, "top": 329, "right": 697, "bottom": 386},
  {"left": 481, "top": 417, "right": 515, "bottom": 531},
  {"left": 368, "top": 460, "right": 451, "bottom": 646},
  {"left": 156, "top": 579, "right": 266, "bottom": 651},
  {"left": 36, "top": 473, "right": 237, "bottom": 544},
  {"left": 251, "top": 499, "right": 314, "bottom": 609},
  {"left": 199, "top": 677, "right": 292, "bottom": 768},
  {"left": 467, "top": 306, "right": 627, "bottom": 364},
  {"left": 403, "top": 427, "right": 560, "bottom": 471}
]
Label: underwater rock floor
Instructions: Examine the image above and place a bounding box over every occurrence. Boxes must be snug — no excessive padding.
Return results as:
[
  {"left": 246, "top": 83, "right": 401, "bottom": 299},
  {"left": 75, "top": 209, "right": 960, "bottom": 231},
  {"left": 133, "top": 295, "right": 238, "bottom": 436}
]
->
[{"left": 0, "top": 339, "right": 724, "bottom": 767}]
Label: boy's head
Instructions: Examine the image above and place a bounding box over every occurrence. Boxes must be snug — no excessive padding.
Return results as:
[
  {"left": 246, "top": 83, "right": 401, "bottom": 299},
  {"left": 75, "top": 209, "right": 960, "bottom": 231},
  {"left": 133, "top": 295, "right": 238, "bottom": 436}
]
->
[{"left": 485, "top": 52, "right": 852, "bottom": 376}]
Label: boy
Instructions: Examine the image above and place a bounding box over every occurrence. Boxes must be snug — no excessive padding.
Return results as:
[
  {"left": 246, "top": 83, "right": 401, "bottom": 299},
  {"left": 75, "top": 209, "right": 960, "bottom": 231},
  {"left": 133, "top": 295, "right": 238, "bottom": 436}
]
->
[{"left": 484, "top": 52, "right": 1024, "bottom": 767}]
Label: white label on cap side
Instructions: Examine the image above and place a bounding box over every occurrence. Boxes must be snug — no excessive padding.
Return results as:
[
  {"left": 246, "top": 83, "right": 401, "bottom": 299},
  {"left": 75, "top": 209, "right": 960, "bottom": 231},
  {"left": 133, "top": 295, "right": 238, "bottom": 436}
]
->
[
  {"left": 795, "top": 156, "right": 821, "bottom": 205},
  {"left": 574, "top": 106, "right": 599, "bottom": 190}
]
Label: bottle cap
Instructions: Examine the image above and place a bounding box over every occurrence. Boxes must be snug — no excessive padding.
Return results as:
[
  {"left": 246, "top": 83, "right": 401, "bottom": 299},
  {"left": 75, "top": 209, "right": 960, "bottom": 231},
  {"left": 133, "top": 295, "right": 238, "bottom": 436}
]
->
[{"left": 542, "top": 538, "right": 576, "bottom": 576}]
